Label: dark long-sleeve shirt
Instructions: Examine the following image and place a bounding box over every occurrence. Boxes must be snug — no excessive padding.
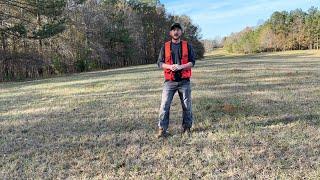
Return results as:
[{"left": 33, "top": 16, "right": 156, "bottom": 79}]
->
[{"left": 157, "top": 41, "right": 196, "bottom": 69}]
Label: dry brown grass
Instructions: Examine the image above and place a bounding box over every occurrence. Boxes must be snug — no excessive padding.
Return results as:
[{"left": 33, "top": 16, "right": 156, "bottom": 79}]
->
[
  {"left": 205, "top": 48, "right": 320, "bottom": 58},
  {"left": 1, "top": 50, "right": 320, "bottom": 179}
]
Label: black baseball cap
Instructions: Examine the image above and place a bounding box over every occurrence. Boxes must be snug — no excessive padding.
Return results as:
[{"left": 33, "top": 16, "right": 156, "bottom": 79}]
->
[{"left": 170, "top": 22, "right": 182, "bottom": 31}]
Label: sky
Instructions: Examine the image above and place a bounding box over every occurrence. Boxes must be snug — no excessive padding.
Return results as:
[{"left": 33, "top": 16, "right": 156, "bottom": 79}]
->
[{"left": 160, "top": 0, "right": 320, "bottom": 40}]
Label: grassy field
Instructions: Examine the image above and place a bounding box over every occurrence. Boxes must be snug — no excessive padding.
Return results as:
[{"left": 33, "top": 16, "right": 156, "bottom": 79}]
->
[{"left": 1, "top": 49, "right": 320, "bottom": 179}]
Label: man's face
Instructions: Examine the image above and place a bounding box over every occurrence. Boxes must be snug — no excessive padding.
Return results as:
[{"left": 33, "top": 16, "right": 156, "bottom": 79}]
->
[{"left": 170, "top": 28, "right": 182, "bottom": 40}]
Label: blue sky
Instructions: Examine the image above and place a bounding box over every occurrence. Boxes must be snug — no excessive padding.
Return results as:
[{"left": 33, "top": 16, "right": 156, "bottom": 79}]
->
[{"left": 160, "top": 0, "right": 320, "bottom": 40}]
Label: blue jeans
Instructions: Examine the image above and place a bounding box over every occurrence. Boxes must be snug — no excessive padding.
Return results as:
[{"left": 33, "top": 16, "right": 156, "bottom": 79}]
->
[{"left": 158, "top": 79, "right": 193, "bottom": 131}]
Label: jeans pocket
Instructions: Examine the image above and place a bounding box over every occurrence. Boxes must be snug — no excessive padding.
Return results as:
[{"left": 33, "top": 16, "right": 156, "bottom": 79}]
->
[{"left": 182, "top": 79, "right": 190, "bottom": 86}]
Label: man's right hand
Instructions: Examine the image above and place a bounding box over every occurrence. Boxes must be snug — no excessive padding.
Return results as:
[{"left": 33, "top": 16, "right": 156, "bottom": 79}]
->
[
  {"left": 161, "top": 64, "right": 180, "bottom": 71},
  {"left": 170, "top": 64, "right": 176, "bottom": 71},
  {"left": 170, "top": 64, "right": 180, "bottom": 71}
]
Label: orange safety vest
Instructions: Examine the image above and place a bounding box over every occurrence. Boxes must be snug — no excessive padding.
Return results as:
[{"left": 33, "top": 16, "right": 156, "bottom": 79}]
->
[{"left": 163, "top": 40, "right": 192, "bottom": 81}]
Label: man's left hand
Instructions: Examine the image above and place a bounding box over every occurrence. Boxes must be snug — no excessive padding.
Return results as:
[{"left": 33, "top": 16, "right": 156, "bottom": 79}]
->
[{"left": 176, "top": 64, "right": 183, "bottom": 71}]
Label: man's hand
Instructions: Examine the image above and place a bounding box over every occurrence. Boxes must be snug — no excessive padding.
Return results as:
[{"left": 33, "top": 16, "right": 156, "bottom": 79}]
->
[
  {"left": 170, "top": 64, "right": 178, "bottom": 71},
  {"left": 163, "top": 63, "right": 192, "bottom": 71},
  {"left": 179, "top": 62, "right": 193, "bottom": 70},
  {"left": 176, "top": 64, "right": 183, "bottom": 70},
  {"left": 170, "top": 64, "right": 183, "bottom": 71}
]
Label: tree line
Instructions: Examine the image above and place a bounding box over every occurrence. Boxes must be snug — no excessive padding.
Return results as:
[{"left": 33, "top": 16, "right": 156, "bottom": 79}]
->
[
  {"left": 0, "top": 0, "right": 204, "bottom": 81},
  {"left": 201, "top": 37, "right": 223, "bottom": 53},
  {"left": 223, "top": 7, "right": 320, "bottom": 54}
]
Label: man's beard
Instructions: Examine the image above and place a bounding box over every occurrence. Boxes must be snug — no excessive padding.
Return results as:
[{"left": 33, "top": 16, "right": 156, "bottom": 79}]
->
[{"left": 172, "top": 35, "right": 180, "bottom": 40}]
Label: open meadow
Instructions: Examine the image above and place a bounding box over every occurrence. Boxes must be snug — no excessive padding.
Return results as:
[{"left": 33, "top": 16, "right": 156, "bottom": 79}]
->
[{"left": 1, "top": 49, "right": 320, "bottom": 179}]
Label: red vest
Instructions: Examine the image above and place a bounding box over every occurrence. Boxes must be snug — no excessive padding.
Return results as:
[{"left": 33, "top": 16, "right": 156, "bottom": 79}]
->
[{"left": 163, "top": 40, "right": 192, "bottom": 81}]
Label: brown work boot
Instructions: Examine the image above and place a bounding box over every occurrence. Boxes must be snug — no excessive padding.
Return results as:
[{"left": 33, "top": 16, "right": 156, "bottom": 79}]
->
[
  {"left": 181, "top": 127, "right": 192, "bottom": 137},
  {"left": 156, "top": 128, "right": 169, "bottom": 138}
]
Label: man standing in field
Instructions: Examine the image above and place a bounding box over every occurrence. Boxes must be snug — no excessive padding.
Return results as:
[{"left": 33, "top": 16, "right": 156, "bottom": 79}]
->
[{"left": 156, "top": 22, "right": 196, "bottom": 138}]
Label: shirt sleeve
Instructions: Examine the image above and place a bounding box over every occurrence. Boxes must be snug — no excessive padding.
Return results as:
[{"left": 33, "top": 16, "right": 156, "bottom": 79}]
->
[
  {"left": 157, "top": 45, "right": 165, "bottom": 69},
  {"left": 188, "top": 43, "right": 195, "bottom": 67}
]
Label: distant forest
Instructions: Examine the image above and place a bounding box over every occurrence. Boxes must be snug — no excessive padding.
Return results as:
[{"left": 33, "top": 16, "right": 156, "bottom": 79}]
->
[
  {"left": 0, "top": 0, "right": 204, "bottom": 81},
  {"left": 223, "top": 7, "right": 320, "bottom": 54}
]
